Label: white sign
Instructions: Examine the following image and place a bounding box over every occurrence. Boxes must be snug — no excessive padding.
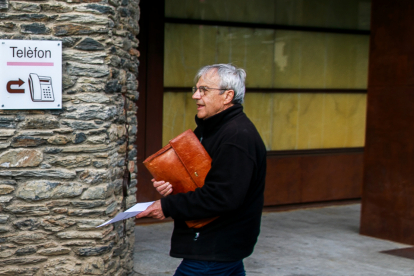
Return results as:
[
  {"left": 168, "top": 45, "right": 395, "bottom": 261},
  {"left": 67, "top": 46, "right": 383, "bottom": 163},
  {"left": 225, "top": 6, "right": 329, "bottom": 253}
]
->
[{"left": 0, "top": 40, "right": 62, "bottom": 109}]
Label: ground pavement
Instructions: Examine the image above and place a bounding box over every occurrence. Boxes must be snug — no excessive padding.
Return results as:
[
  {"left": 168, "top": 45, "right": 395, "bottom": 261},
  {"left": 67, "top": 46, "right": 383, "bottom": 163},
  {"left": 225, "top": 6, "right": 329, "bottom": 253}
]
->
[{"left": 133, "top": 204, "right": 414, "bottom": 276}]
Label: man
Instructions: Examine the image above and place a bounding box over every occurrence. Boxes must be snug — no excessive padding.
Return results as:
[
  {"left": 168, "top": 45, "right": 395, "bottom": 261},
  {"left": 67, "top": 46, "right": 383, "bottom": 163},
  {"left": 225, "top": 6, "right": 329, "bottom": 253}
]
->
[{"left": 137, "top": 64, "right": 267, "bottom": 276}]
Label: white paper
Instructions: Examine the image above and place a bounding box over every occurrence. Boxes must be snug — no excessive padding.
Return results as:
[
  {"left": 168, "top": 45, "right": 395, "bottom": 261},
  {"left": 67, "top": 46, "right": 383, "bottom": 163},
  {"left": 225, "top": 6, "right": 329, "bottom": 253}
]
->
[{"left": 96, "top": 201, "right": 154, "bottom": 228}]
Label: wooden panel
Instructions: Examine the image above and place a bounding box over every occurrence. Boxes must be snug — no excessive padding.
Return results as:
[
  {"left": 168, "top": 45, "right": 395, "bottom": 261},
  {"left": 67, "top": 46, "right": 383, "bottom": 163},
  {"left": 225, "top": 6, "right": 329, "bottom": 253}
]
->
[
  {"left": 360, "top": 0, "right": 414, "bottom": 245},
  {"left": 264, "top": 150, "right": 363, "bottom": 206},
  {"left": 136, "top": 0, "right": 165, "bottom": 203},
  {"left": 264, "top": 156, "right": 301, "bottom": 205},
  {"left": 300, "top": 153, "right": 363, "bottom": 202}
]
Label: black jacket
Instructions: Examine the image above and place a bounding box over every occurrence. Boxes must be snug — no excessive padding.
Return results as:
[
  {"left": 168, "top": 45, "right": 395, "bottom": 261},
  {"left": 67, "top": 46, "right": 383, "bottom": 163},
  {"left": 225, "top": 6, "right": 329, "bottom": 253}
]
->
[{"left": 161, "top": 104, "right": 267, "bottom": 261}]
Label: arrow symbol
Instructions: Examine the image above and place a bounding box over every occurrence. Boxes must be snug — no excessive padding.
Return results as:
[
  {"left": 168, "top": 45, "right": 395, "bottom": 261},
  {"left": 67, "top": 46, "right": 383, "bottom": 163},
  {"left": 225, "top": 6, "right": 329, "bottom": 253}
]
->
[{"left": 7, "top": 79, "right": 25, "bottom": 93}]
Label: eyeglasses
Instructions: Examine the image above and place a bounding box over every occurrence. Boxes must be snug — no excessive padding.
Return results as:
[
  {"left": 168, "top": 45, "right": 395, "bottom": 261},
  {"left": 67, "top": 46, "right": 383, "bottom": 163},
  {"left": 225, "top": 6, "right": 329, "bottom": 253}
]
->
[{"left": 192, "top": 86, "right": 227, "bottom": 96}]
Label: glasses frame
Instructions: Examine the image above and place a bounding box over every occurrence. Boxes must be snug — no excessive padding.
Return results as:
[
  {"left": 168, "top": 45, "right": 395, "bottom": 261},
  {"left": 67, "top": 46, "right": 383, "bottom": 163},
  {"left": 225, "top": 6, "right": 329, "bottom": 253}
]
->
[{"left": 192, "top": 86, "right": 227, "bottom": 96}]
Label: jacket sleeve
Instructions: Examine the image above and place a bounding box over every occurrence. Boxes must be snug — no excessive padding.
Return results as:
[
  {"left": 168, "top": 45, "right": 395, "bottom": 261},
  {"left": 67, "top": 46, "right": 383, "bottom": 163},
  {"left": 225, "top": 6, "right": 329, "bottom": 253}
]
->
[{"left": 161, "top": 143, "right": 255, "bottom": 220}]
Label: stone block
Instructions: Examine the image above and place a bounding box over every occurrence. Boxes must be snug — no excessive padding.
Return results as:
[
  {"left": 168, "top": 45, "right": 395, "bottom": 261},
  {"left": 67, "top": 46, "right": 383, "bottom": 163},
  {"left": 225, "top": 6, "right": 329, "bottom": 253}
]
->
[
  {"left": 0, "top": 249, "right": 15, "bottom": 258},
  {"left": 47, "top": 135, "right": 70, "bottom": 145},
  {"left": 13, "top": 218, "right": 40, "bottom": 231},
  {"left": 105, "top": 80, "right": 122, "bottom": 93},
  {"left": 63, "top": 104, "right": 117, "bottom": 120},
  {"left": 79, "top": 169, "right": 110, "bottom": 184},
  {"left": 0, "top": 169, "right": 76, "bottom": 179},
  {"left": 42, "top": 257, "right": 81, "bottom": 276},
  {"left": 0, "top": 149, "right": 43, "bottom": 168},
  {"left": 39, "top": 242, "right": 58, "bottom": 249},
  {"left": 40, "top": 3, "right": 73, "bottom": 13},
  {"left": 16, "top": 181, "right": 84, "bottom": 201},
  {"left": 75, "top": 4, "right": 115, "bottom": 14},
  {"left": 56, "top": 13, "right": 111, "bottom": 25},
  {"left": 0, "top": 267, "right": 40, "bottom": 276},
  {"left": 38, "top": 247, "right": 70, "bottom": 256},
  {"left": 11, "top": 2, "right": 41, "bottom": 12},
  {"left": 105, "top": 201, "right": 117, "bottom": 214},
  {"left": 0, "top": 22, "right": 14, "bottom": 33},
  {"left": 19, "top": 130, "right": 55, "bottom": 136},
  {"left": 108, "top": 124, "right": 126, "bottom": 141},
  {"left": 0, "top": 185, "right": 14, "bottom": 195},
  {"left": 126, "top": 194, "right": 136, "bottom": 209},
  {"left": 52, "top": 208, "right": 68, "bottom": 214},
  {"left": 81, "top": 257, "right": 104, "bottom": 275},
  {"left": 75, "top": 37, "right": 105, "bottom": 51},
  {"left": 75, "top": 218, "right": 105, "bottom": 230},
  {"left": 8, "top": 232, "right": 48, "bottom": 245},
  {"left": 53, "top": 23, "right": 108, "bottom": 36},
  {"left": 0, "top": 244, "right": 17, "bottom": 251},
  {"left": 70, "top": 200, "right": 105, "bottom": 209},
  {"left": 80, "top": 184, "right": 110, "bottom": 200},
  {"left": 15, "top": 246, "right": 37, "bottom": 256},
  {"left": 20, "top": 22, "right": 51, "bottom": 34},
  {"left": 20, "top": 117, "right": 60, "bottom": 129},
  {"left": 0, "top": 256, "right": 48, "bottom": 266},
  {"left": 92, "top": 159, "right": 107, "bottom": 167},
  {"left": 10, "top": 136, "right": 46, "bottom": 147},
  {"left": 66, "top": 62, "right": 109, "bottom": 78},
  {"left": 0, "top": 180, "right": 16, "bottom": 185},
  {"left": 0, "top": 226, "right": 11, "bottom": 233},
  {"left": 0, "top": 196, "right": 13, "bottom": 203},
  {"left": 67, "top": 209, "right": 105, "bottom": 217},
  {"left": 73, "top": 242, "right": 113, "bottom": 256},
  {"left": 5, "top": 205, "right": 50, "bottom": 216},
  {"left": 63, "top": 49, "right": 107, "bottom": 64},
  {"left": 62, "top": 75, "right": 77, "bottom": 89},
  {"left": 56, "top": 231, "right": 104, "bottom": 239},
  {"left": 0, "top": 0, "right": 8, "bottom": 10},
  {"left": 0, "top": 129, "right": 15, "bottom": 138},
  {"left": 60, "top": 120, "right": 101, "bottom": 130},
  {"left": 40, "top": 215, "right": 76, "bottom": 232},
  {"left": 73, "top": 93, "right": 111, "bottom": 104},
  {"left": 112, "top": 243, "right": 126, "bottom": 257},
  {"left": 0, "top": 215, "right": 8, "bottom": 224},
  {"left": 0, "top": 13, "right": 57, "bottom": 22},
  {"left": 45, "top": 200, "right": 71, "bottom": 208},
  {"left": 61, "top": 240, "right": 96, "bottom": 247}
]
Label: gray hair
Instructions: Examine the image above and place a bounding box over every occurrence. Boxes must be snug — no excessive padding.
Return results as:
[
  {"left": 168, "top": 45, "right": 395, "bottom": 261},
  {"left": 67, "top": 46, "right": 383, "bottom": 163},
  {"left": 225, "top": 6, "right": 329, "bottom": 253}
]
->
[{"left": 195, "top": 64, "right": 246, "bottom": 104}]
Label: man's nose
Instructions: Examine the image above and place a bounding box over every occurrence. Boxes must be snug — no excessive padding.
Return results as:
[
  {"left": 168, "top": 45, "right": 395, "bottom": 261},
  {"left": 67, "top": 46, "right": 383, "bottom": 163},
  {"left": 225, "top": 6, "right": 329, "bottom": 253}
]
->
[{"left": 192, "top": 90, "right": 201, "bottom": 99}]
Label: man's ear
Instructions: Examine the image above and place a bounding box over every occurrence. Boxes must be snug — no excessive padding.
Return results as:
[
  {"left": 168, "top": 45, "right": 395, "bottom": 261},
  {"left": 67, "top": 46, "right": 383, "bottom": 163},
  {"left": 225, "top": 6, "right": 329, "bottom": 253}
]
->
[{"left": 223, "top": 90, "right": 235, "bottom": 105}]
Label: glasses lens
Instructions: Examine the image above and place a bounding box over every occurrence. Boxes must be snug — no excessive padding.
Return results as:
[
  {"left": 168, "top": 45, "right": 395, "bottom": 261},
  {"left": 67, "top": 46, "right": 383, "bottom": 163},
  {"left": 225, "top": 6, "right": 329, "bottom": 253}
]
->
[
  {"left": 199, "top": 87, "right": 207, "bottom": 95},
  {"left": 192, "top": 86, "right": 206, "bottom": 96}
]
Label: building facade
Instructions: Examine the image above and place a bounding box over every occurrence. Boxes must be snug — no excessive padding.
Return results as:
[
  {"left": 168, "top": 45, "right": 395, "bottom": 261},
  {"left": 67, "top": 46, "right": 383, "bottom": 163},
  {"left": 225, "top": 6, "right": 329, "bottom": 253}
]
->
[{"left": 137, "top": 0, "right": 371, "bottom": 207}]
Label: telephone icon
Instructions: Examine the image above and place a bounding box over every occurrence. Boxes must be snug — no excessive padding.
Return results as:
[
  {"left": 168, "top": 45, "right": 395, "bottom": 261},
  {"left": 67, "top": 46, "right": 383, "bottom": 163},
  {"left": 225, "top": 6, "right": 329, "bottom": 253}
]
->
[{"left": 28, "top": 73, "right": 55, "bottom": 102}]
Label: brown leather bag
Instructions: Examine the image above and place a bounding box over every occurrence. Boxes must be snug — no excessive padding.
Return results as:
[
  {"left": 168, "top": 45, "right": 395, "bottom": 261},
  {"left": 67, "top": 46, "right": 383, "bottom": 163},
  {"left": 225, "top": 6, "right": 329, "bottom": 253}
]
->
[{"left": 143, "top": 129, "right": 218, "bottom": 228}]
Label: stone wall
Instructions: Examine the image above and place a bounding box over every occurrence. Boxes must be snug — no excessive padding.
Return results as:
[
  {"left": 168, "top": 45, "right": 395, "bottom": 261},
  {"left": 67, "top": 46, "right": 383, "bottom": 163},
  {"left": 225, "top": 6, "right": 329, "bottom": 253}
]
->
[{"left": 0, "top": 0, "right": 140, "bottom": 275}]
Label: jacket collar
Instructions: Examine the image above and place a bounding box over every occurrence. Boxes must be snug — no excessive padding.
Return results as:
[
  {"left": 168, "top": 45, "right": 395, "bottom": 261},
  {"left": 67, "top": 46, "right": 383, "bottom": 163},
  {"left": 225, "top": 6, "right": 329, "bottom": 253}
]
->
[{"left": 195, "top": 104, "right": 243, "bottom": 136}]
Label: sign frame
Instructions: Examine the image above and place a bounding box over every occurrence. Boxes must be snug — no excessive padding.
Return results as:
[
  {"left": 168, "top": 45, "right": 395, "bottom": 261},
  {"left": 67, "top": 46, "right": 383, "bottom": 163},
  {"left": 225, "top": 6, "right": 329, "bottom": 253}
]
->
[{"left": 0, "top": 39, "right": 62, "bottom": 110}]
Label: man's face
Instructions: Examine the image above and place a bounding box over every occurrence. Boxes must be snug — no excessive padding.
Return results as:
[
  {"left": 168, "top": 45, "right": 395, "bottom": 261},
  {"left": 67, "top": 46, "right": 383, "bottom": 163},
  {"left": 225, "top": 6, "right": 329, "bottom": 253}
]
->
[{"left": 192, "top": 70, "right": 234, "bottom": 120}]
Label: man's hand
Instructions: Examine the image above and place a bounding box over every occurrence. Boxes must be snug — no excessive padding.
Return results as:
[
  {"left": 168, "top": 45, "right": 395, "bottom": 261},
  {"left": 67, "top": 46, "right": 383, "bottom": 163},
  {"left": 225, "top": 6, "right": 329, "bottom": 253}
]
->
[
  {"left": 136, "top": 200, "right": 165, "bottom": 220},
  {"left": 152, "top": 179, "right": 173, "bottom": 197}
]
